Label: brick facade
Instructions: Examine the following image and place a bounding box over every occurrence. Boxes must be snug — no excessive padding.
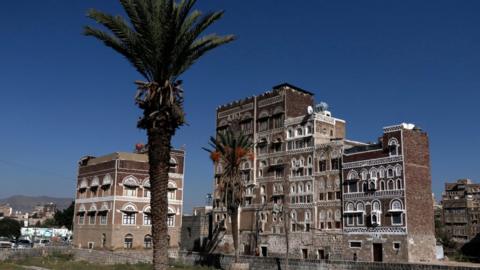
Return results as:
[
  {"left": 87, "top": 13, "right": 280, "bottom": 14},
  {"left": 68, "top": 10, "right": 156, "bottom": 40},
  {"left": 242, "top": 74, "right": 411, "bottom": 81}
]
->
[
  {"left": 211, "top": 84, "right": 436, "bottom": 263},
  {"left": 73, "top": 150, "right": 185, "bottom": 251}
]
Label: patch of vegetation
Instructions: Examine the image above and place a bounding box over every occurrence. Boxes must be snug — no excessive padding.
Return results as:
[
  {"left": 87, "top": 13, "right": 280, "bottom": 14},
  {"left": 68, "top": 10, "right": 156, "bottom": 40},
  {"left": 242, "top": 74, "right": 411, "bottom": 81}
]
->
[{"left": 0, "top": 261, "right": 24, "bottom": 270}]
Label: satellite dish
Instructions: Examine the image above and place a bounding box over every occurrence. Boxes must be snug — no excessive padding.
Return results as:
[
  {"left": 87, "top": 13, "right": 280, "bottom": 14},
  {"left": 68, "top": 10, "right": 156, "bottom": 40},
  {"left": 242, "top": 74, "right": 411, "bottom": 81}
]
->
[{"left": 307, "top": 106, "right": 313, "bottom": 115}]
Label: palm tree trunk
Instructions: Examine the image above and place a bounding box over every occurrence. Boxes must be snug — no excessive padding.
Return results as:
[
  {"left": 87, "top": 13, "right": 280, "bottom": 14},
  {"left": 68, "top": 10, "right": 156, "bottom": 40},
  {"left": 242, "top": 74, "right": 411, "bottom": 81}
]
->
[
  {"left": 148, "top": 126, "right": 172, "bottom": 270},
  {"left": 231, "top": 207, "right": 240, "bottom": 263}
]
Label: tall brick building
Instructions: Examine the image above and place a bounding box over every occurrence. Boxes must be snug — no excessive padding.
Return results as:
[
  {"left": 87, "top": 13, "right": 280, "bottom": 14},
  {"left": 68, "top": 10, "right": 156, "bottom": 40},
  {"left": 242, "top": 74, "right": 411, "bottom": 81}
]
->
[
  {"left": 73, "top": 149, "right": 185, "bottom": 251},
  {"left": 211, "top": 83, "right": 436, "bottom": 262},
  {"left": 441, "top": 179, "right": 480, "bottom": 244},
  {"left": 342, "top": 124, "right": 436, "bottom": 262}
]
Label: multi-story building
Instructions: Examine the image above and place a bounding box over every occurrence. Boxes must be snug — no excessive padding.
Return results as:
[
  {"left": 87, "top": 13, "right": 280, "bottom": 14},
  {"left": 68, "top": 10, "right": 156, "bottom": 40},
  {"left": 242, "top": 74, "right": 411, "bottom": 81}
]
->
[
  {"left": 441, "top": 179, "right": 480, "bottom": 244},
  {"left": 213, "top": 83, "right": 354, "bottom": 259},
  {"left": 212, "top": 84, "right": 437, "bottom": 263},
  {"left": 73, "top": 149, "right": 185, "bottom": 251},
  {"left": 342, "top": 123, "right": 436, "bottom": 262}
]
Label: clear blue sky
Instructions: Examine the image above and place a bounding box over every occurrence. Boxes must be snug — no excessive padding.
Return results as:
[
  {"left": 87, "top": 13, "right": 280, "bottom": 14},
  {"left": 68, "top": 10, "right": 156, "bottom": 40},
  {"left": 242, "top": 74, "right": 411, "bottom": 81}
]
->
[{"left": 0, "top": 1, "right": 478, "bottom": 212}]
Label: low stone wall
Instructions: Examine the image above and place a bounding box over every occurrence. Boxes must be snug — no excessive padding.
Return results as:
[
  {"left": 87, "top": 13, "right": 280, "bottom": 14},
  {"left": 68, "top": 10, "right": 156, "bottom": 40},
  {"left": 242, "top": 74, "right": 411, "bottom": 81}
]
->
[
  {"left": 0, "top": 247, "right": 71, "bottom": 261},
  {"left": 175, "top": 251, "right": 479, "bottom": 270}
]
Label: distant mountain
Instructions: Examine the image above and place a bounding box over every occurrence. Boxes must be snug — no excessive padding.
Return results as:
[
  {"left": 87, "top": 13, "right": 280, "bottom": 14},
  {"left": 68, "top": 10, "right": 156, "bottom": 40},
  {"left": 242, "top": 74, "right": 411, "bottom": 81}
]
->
[{"left": 0, "top": 195, "right": 73, "bottom": 213}]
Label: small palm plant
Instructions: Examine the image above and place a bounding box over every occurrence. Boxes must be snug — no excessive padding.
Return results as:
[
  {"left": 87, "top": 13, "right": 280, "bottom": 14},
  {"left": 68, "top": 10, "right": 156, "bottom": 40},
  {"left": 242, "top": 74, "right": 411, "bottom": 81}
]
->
[
  {"left": 204, "top": 127, "right": 253, "bottom": 262},
  {"left": 83, "top": 1, "right": 234, "bottom": 269}
]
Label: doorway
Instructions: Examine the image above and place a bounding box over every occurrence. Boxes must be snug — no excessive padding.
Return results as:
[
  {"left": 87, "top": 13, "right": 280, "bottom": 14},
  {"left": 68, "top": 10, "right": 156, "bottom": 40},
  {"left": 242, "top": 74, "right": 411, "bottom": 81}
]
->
[
  {"left": 373, "top": 243, "right": 383, "bottom": 262},
  {"left": 261, "top": 246, "right": 268, "bottom": 257}
]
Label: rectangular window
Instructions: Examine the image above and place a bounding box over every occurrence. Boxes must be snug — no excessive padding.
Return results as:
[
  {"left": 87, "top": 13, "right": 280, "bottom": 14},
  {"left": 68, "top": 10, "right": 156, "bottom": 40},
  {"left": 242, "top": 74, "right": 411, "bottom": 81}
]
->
[
  {"left": 327, "top": 192, "right": 334, "bottom": 200},
  {"left": 347, "top": 216, "right": 354, "bottom": 226},
  {"left": 291, "top": 223, "right": 296, "bottom": 232},
  {"left": 123, "top": 187, "right": 137, "bottom": 197},
  {"left": 392, "top": 213, "right": 402, "bottom": 225},
  {"left": 335, "top": 221, "right": 341, "bottom": 229},
  {"left": 319, "top": 160, "right": 327, "bottom": 172},
  {"left": 305, "top": 223, "right": 310, "bottom": 232},
  {"left": 144, "top": 214, "right": 151, "bottom": 225},
  {"left": 349, "top": 241, "right": 362, "bottom": 248},
  {"left": 331, "top": 158, "right": 340, "bottom": 170},
  {"left": 99, "top": 213, "right": 107, "bottom": 225},
  {"left": 122, "top": 213, "right": 136, "bottom": 225},
  {"left": 168, "top": 191, "right": 176, "bottom": 200},
  {"left": 167, "top": 215, "right": 175, "bottom": 227},
  {"left": 258, "top": 119, "right": 269, "bottom": 132},
  {"left": 88, "top": 214, "right": 95, "bottom": 225},
  {"left": 319, "top": 193, "right": 324, "bottom": 201},
  {"left": 78, "top": 214, "right": 85, "bottom": 225},
  {"left": 273, "top": 114, "right": 284, "bottom": 129},
  {"left": 357, "top": 214, "right": 364, "bottom": 225},
  {"left": 393, "top": 242, "right": 401, "bottom": 250},
  {"left": 240, "top": 120, "right": 253, "bottom": 133},
  {"left": 144, "top": 189, "right": 151, "bottom": 198},
  {"left": 349, "top": 182, "right": 358, "bottom": 193},
  {"left": 274, "top": 169, "right": 284, "bottom": 179},
  {"left": 336, "top": 191, "right": 341, "bottom": 200}
]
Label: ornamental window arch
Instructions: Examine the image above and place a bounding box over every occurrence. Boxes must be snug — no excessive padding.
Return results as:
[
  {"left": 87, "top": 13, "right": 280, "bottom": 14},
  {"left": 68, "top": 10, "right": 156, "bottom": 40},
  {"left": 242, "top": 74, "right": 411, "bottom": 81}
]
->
[
  {"left": 394, "top": 164, "right": 402, "bottom": 177},
  {"left": 396, "top": 179, "right": 403, "bottom": 189},
  {"left": 121, "top": 203, "right": 138, "bottom": 212},
  {"left": 296, "top": 126, "right": 303, "bottom": 136},
  {"left": 258, "top": 110, "right": 269, "bottom": 119},
  {"left": 102, "top": 174, "right": 112, "bottom": 186},
  {"left": 335, "top": 209, "right": 341, "bottom": 221},
  {"left": 378, "top": 166, "right": 386, "bottom": 178},
  {"left": 369, "top": 168, "right": 378, "bottom": 179},
  {"left": 372, "top": 200, "right": 381, "bottom": 211},
  {"left": 386, "top": 166, "right": 394, "bottom": 178},
  {"left": 388, "top": 138, "right": 400, "bottom": 156},
  {"left": 390, "top": 199, "right": 403, "bottom": 210},
  {"left": 347, "top": 170, "right": 358, "bottom": 180},
  {"left": 319, "top": 210, "right": 326, "bottom": 221},
  {"left": 122, "top": 175, "right": 139, "bottom": 187},
  {"left": 346, "top": 202, "right": 354, "bottom": 212},
  {"left": 327, "top": 209, "right": 333, "bottom": 220},
  {"left": 297, "top": 183, "right": 304, "bottom": 193},
  {"left": 356, "top": 202, "right": 365, "bottom": 211},
  {"left": 360, "top": 169, "right": 368, "bottom": 180},
  {"left": 379, "top": 180, "right": 386, "bottom": 191},
  {"left": 387, "top": 179, "right": 395, "bottom": 190}
]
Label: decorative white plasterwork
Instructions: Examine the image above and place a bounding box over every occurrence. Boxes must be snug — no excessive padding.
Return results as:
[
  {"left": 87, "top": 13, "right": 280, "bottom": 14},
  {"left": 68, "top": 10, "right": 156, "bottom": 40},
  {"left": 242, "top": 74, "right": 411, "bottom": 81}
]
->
[
  {"left": 344, "top": 227, "right": 406, "bottom": 235},
  {"left": 343, "top": 190, "right": 404, "bottom": 200},
  {"left": 343, "top": 156, "right": 403, "bottom": 169},
  {"left": 217, "top": 102, "right": 254, "bottom": 118},
  {"left": 258, "top": 95, "right": 283, "bottom": 108}
]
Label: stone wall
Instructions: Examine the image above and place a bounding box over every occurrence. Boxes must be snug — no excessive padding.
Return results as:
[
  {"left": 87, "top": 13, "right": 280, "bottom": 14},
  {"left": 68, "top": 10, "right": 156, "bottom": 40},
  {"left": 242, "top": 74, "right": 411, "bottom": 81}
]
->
[{"left": 175, "top": 251, "right": 479, "bottom": 270}]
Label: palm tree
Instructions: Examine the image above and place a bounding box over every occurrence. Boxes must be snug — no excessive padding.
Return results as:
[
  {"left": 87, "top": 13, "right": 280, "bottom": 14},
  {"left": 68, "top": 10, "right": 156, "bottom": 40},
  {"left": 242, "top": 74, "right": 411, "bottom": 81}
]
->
[
  {"left": 204, "top": 127, "right": 253, "bottom": 263},
  {"left": 84, "top": 1, "right": 234, "bottom": 269}
]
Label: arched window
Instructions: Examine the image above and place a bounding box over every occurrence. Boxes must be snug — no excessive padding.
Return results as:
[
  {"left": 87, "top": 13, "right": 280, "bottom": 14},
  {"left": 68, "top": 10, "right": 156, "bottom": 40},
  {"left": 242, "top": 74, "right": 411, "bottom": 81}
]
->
[
  {"left": 347, "top": 170, "right": 358, "bottom": 180},
  {"left": 319, "top": 179, "right": 325, "bottom": 190},
  {"left": 306, "top": 182, "right": 312, "bottom": 192},
  {"left": 394, "top": 165, "right": 402, "bottom": 177},
  {"left": 144, "top": 235, "right": 152, "bottom": 249},
  {"left": 288, "top": 129, "right": 294, "bottom": 138},
  {"left": 306, "top": 124, "right": 313, "bottom": 135},
  {"left": 296, "top": 127, "right": 303, "bottom": 136},
  {"left": 291, "top": 210, "right": 297, "bottom": 220},
  {"left": 388, "top": 138, "right": 399, "bottom": 156},
  {"left": 388, "top": 180, "right": 395, "bottom": 190},
  {"left": 305, "top": 210, "right": 312, "bottom": 221},
  {"left": 372, "top": 201, "right": 381, "bottom": 211},
  {"left": 361, "top": 169, "right": 368, "bottom": 180},
  {"left": 387, "top": 166, "right": 394, "bottom": 178},
  {"left": 319, "top": 210, "right": 326, "bottom": 221},
  {"left": 396, "top": 179, "right": 403, "bottom": 189},
  {"left": 122, "top": 204, "right": 137, "bottom": 225},
  {"left": 290, "top": 184, "right": 296, "bottom": 194},
  {"left": 380, "top": 181, "right": 385, "bottom": 191},
  {"left": 260, "top": 185, "right": 265, "bottom": 194},
  {"left": 169, "top": 157, "right": 178, "bottom": 173},
  {"left": 378, "top": 167, "right": 385, "bottom": 178},
  {"left": 307, "top": 156, "right": 313, "bottom": 166},
  {"left": 335, "top": 210, "right": 341, "bottom": 221},
  {"left": 124, "top": 234, "right": 133, "bottom": 249},
  {"left": 356, "top": 202, "right": 364, "bottom": 212},
  {"left": 391, "top": 200, "right": 403, "bottom": 210},
  {"left": 243, "top": 162, "right": 250, "bottom": 170},
  {"left": 298, "top": 183, "right": 304, "bottom": 193},
  {"left": 346, "top": 202, "right": 354, "bottom": 212},
  {"left": 327, "top": 210, "right": 333, "bottom": 220},
  {"left": 369, "top": 168, "right": 378, "bottom": 179}
]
